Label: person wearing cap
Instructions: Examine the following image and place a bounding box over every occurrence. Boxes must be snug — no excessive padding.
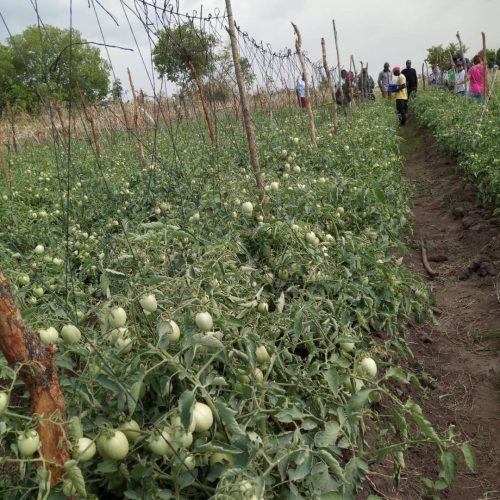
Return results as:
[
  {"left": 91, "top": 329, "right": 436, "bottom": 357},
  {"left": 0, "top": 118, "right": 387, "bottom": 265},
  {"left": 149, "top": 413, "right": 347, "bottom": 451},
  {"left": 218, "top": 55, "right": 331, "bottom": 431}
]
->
[
  {"left": 455, "top": 60, "right": 466, "bottom": 96},
  {"left": 402, "top": 60, "right": 418, "bottom": 97},
  {"left": 378, "top": 62, "right": 393, "bottom": 98},
  {"left": 390, "top": 66, "right": 408, "bottom": 125}
]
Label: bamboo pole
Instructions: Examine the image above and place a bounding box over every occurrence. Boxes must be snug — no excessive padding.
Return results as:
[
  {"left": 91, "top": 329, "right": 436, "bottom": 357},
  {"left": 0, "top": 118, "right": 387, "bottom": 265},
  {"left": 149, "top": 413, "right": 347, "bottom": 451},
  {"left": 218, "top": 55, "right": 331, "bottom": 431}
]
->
[
  {"left": 456, "top": 31, "right": 467, "bottom": 101},
  {"left": 422, "top": 63, "right": 426, "bottom": 90},
  {"left": 127, "top": 68, "right": 145, "bottom": 165},
  {"left": 481, "top": 32, "right": 488, "bottom": 105},
  {"left": 225, "top": 0, "right": 265, "bottom": 195},
  {"left": 0, "top": 270, "right": 70, "bottom": 485},
  {"left": 291, "top": 22, "right": 317, "bottom": 146},
  {"left": 321, "top": 37, "right": 339, "bottom": 134},
  {"left": 332, "top": 19, "right": 347, "bottom": 117}
]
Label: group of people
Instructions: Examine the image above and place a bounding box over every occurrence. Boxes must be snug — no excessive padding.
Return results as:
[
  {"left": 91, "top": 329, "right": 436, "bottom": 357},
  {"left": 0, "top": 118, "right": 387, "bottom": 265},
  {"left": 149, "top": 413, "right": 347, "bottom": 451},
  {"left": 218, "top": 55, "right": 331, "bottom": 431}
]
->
[
  {"left": 429, "top": 54, "right": 489, "bottom": 104},
  {"left": 295, "top": 53, "right": 489, "bottom": 126}
]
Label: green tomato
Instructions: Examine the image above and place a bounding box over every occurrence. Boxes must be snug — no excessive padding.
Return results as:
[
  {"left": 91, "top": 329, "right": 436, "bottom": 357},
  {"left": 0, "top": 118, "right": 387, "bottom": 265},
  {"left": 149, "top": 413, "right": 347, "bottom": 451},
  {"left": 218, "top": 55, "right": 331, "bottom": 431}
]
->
[
  {"left": 359, "top": 357, "right": 378, "bottom": 379},
  {"left": 74, "top": 437, "right": 96, "bottom": 462},
  {"left": 17, "top": 430, "right": 40, "bottom": 456},
  {"left": 39, "top": 327, "right": 59, "bottom": 345},
  {"left": 60, "top": 325, "right": 81, "bottom": 344},
  {"left": 108, "top": 307, "right": 127, "bottom": 328},
  {"left": 119, "top": 420, "right": 141, "bottom": 443},
  {"left": 195, "top": 312, "right": 213, "bottom": 332},
  {"left": 0, "top": 391, "right": 9, "bottom": 413},
  {"left": 97, "top": 430, "right": 129, "bottom": 460},
  {"left": 193, "top": 402, "right": 214, "bottom": 432},
  {"left": 140, "top": 294, "right": 157, "bottom": 313},
  {"left": 148, "top": 428, "right": 174, "bottom": 456},
  {"left": 255, "top": 345, "right": 270, "bottom": 364}
]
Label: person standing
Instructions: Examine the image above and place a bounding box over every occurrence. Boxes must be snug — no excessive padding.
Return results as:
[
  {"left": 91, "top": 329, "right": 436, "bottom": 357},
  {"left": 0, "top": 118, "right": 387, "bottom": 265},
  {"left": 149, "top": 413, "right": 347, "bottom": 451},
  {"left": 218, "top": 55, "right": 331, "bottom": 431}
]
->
[
  {"left": 357, "top": 67, "right": 375, "bottom": 99},
  {"left": 390, "top": 66, "right": 408, "bottom": 125},
  {"left": 429, "top": 64, "right": 443, "bottom": 87},
  {"left": 378, "top": 62, "right": 392, "bottom": 98},
  {"left": 296, "top": 74, "right": 306, "bottom": 108},
  {"left": 455, "top": 61, "right": 466, "bottom": 96},
  {"left": 402, "top": 60, "right": 418, "bottom": 96},
  {"left": 468, "top": 54, "right": 488, "bottom": 104}
]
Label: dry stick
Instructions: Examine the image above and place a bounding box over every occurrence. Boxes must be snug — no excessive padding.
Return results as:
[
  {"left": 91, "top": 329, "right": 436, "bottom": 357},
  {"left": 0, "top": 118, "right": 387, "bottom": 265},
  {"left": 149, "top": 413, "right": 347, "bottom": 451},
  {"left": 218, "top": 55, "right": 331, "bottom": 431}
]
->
[
  {"left": 0, "top": 140, "right": 10, "bottom": 191},
  {"left": 7, "top": 108, "right": 18, "bottom": 154},
  {"left": 225, "top": 0, "right": 266, "bottom": 196},
  {"left": 321, "top": 37, "right": 339, "bottom": 134},
  {"left": 359, "top": 61, "right": 365, "bottom": 103},
  {"left": 188, "top": 62, "right": 216, "bottom": 147},
  {"left": 420, "top": 240, "right": 438, "bottom": 277},
  {"left": 0, "top": 270, "right": 70, "bottom": 485},
  {"left": 421, "top": 62, "right": 426, "bottom": 90},
  {"left": 481, "top": 32, "right": 488, "bottom": 106},
  {"left": 291, "top": 22, "right": 317, "bottom": 146},
  {"left": 78, "top": 91, "right": 100, "bottom": 159},
  {"left": 456, "top": 31, "right": 467, "bottom": 101},
  {"left": 332, "top": 19, "right": 347, "bottom": 117},
  {"left": 127, "top": 68, "right": 145, "bottom": 165},
  {"left": 118, "top": 97, "right": 132, "bottom": 143}
]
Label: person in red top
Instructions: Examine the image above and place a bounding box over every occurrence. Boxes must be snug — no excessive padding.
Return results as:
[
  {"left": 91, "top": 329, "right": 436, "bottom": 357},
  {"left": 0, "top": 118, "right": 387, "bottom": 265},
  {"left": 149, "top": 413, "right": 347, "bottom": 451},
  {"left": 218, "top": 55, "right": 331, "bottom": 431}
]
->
[{"left": 468, "top": 54, "right": 488, "bottom": 104}]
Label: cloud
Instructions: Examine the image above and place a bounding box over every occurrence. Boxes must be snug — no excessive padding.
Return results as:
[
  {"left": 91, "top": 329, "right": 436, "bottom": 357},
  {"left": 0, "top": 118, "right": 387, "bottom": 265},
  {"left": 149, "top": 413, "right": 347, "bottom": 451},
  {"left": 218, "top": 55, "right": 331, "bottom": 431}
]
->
[{"left": 0, "top": 0, "right": 498, "bottom": 95}]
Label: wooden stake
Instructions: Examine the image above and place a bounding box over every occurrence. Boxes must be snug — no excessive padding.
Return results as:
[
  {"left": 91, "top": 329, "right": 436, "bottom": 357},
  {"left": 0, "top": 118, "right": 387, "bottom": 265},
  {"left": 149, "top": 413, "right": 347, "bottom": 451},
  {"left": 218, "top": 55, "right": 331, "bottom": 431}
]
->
[
  {"left": 127, "top": 68, "right": 145, "bottom": 164},
  {"left": 421, "top": 63, "right": 426, "bottom": 90},
  {"left": 7, "top": 108, "right": 18, "bottom": 154},
  {"left": 456, "top": 31, "right": 467, "bottom": 101},
  {"left": 225, "top": 0, "right": 266, "bottom": 195},
  {"left": 332, "top": 19, "right": 347, "bottom": 117},
  {"left": 321, "top": 37, "right": 339, "bottom": 134},
  {"left": 291, "top": 22, "right": 317, "bottom": 146},
  {"left": 481, "top": 32, "right": 488, "bottom": 105},
  {"left": 0, "top": 270, "right": 70, "bottom": 485}
]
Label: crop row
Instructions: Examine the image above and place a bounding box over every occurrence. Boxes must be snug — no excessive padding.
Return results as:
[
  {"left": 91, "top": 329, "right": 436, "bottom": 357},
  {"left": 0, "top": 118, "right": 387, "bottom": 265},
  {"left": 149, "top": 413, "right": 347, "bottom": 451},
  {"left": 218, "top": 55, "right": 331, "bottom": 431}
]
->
[
  {"left": 0, "top": 103, "right": 473, "bottom": 498},
  {"left": 411, "top": 89, "right": 500, "bottom": 208}
]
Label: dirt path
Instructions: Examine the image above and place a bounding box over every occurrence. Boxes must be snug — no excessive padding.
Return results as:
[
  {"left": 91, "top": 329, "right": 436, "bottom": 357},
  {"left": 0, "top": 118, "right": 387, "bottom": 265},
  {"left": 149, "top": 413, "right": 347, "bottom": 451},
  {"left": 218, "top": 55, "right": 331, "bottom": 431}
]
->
[{"left": 366, "top": 119, "right": 500, "bottom": 499}]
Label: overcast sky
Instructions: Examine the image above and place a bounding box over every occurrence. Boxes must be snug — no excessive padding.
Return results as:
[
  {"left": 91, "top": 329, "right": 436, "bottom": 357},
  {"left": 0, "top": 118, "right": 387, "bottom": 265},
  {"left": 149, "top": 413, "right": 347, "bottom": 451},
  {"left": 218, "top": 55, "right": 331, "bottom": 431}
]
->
[{"left": 0, "top": 0, "right": 499, "bottom": 97}]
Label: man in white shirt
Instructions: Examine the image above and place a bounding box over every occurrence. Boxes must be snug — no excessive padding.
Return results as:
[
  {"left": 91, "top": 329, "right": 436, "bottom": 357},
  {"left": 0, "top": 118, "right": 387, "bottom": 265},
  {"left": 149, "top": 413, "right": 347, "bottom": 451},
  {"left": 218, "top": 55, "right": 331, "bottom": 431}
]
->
[
  {"left": 455, "top": 61, "right": 466, "bottom": 95},
  {"left": 296, "top": 74, "right": 306, "bottom": 108}
]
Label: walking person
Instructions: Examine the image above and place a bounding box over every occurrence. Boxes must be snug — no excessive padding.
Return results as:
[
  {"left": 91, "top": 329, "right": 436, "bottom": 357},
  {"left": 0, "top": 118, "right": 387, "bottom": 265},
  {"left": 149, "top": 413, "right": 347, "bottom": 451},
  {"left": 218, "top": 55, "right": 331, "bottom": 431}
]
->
[
  {"left": 390, "top": 66, "right": 408, "bottom": 126},
  {"left": 402, "top": 60, "right": 418, "bottom": 97},
  {"left": 296, "top": 74, "right": 306, "bottom": 108},
  {"left": 378, "top": 62, "right": 392, "bottom": 98},
  {"left": 468, "top": 54, "right": 488, "bottom": 104}
]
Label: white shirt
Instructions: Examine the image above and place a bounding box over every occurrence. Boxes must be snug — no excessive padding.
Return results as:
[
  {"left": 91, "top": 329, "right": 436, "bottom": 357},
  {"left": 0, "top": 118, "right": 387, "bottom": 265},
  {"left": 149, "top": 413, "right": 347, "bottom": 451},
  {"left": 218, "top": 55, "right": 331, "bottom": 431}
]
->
[
  {"left": 296, "top": 79, "right": 305, "bottom": 98},
  {"left": 455, "top": 69, "right": 466, "bottom": 92}
]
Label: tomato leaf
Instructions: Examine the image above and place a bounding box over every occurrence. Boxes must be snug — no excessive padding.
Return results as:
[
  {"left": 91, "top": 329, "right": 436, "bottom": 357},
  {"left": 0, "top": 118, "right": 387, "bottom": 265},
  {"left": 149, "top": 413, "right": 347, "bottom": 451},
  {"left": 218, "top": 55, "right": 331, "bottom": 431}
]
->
[
  {"left": 314, "top": 421, "right": 340, "bottom": 448},
  {"left": 439, "top": 450, "right": 457, "bottom": 485},
  {"left": 178, "top": 390, "right": 195, "bottom": 432},
  {"left": 324, "top": 367, "right": 340, "bottom": 396},
  {"left": 214, "top": 400, "right": 244, "bottom": 436},
  {"left": 459, "top": 442, "right": 476, "bottom": 473}
]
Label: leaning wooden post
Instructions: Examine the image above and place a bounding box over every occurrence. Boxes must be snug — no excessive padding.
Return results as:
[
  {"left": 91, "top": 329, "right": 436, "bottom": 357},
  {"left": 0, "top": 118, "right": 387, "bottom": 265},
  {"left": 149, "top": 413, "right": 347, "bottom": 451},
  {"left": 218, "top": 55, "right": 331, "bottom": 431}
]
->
[
  {"left": 332, "top": 19, "right": 347, "bottom": 117},
  {"left": 481, "top": 32, "right": 488, "bottom": 105},
  {"left": 421, "top": 63, "right": 426, "bottom": 90},
  {"left": 291, "top": 22, "right": 317, "bottom": 146},
  {"left": 321, "top": 37, "right": 339, "bottom": 134},
  {"left": 225, "top": 0, "right": 266, "bottom": 196},
  {"left": 456, "top": 31, "right": 467, "bottom": 101},
  {"left": 127, "top": 68, "right": 145, "bottom": 165},
  {"left": 0, "top": 270, "right": 70, "bottom": 485}
]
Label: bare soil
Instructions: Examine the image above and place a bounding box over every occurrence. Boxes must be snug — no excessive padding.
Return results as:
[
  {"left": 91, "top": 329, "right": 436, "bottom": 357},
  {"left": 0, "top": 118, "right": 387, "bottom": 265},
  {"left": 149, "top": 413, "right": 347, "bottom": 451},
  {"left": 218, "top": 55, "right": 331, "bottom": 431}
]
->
[{"left": 362, "top": 118, "right": 500, "bottom": 499}]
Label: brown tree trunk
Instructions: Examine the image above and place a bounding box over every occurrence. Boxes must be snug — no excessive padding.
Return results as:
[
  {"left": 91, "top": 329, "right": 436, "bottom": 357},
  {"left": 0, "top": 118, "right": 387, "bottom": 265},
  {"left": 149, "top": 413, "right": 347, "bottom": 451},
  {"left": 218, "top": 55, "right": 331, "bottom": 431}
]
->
[
  {"left": 189, "top": 62, "right": 216, "bottom": 147},
  {"left": 292, "top": 22, "right": 317, "bottom": 146},
  {"left": 0, "top": 270, "right": 70, "bottom": 485},
  {"left": 321, "top": 37, "right": 339, "bottom": 134}
]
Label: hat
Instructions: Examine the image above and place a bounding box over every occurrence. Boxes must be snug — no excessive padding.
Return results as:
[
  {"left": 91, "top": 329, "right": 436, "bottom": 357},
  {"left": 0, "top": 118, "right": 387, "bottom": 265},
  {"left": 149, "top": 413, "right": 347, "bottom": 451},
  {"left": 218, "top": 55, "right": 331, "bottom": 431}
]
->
[{"left": 393, "top": 66, "right": 400, "bottom": 72}]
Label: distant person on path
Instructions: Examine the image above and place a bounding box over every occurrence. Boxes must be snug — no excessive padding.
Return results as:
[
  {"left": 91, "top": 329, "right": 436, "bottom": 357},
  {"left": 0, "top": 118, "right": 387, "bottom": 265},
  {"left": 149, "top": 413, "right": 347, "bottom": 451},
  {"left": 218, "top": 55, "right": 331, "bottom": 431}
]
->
[
  {"left": 390, "top": 66, "right": 408, "bottom": 126},
  {"left": 402, "top": 60, "right": 418, "bottom": 96},
  {"left": 455, "top": 61, "right": 466, "bottom": 96},
  {"left": 446, "top": 63, "right": 456, "bottom": 92},
  {"left": 336, "top": 69, "right": 352, "bottom": 107},
  {"left": 296, "top": 74, "right": 306, "bottom": 108},
  {"left": 357, "top": 67, "right": 375, "bottom": 99},
  {"left": 429, "top": 64, "right": 443, "bottom": 87},
  {"left": 468, "top": 54, "right": 488, "bottom": 104},
  {"left": 378, "top": 62, "right": 392, "bottom": 98}
]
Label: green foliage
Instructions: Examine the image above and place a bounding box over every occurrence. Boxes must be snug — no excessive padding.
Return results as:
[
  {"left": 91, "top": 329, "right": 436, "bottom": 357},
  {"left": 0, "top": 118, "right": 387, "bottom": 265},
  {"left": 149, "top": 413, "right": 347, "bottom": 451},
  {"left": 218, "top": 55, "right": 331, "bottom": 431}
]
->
[
  {"left": 0, "top": 25, "right": 110, "bottom": 112},
  {"left": 411, "top": 89, "right": 500, "bottom": 207},
  {"left": 426, "top": 43, "right": 467, "bottom": 67},
  {"left": 152, "top": 22, "right": 218, "bottom": 86},
  {"left": 111, "top": 79, "right": 123, "bottom": 101},
  {"left": 0, "top": 102, "right": 470, "bottom": 498}
]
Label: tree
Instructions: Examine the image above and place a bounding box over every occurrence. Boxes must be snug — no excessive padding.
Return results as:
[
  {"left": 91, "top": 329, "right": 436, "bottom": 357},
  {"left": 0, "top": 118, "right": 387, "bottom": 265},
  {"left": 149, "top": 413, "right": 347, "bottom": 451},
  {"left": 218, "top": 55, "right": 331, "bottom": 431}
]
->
[
  {"left": 426, "top": 42, "right": 468, "bottom": 67},
  {"left": 111, "top": 79, "right": 123, "bottom": 101},
  {"left": 152, "top": 23, "right": 217, "bottom": 87},
  {"left": 496, "top": 48, "right": 500, "bottom": 65},
  {"left": 484, "top": 48, "right": 497, "bottom": 68},
  {"left": 0, "top": 25, "right": 110, "bottom": 111}
]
